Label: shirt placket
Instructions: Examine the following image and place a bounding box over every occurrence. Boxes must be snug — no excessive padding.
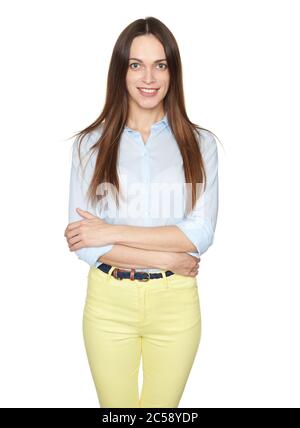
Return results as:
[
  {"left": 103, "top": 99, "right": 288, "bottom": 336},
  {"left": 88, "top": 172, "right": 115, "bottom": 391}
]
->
[{"left": 143, "top": 143, "right": 151, "bottom": 226}]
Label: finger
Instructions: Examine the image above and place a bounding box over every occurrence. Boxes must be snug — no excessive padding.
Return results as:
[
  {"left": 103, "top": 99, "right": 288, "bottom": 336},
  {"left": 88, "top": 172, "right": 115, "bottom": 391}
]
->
[
  {"left": 64, "top": 226, "right": 71, "bottom": 237},
  {"left": 65, "top": 223, "right": 85, "bottom": 238},
  {"left": 76, "top": 208, "right": 96, "bottom": 219},
  {"left": 65, "top": 220, "right": 84, "bottom": 234},
  {"left": 67, "top": 234, "right": 82, "bottom": 248},
  {"left": 69, "top": 238, "right": 84, "bottom": 251}
]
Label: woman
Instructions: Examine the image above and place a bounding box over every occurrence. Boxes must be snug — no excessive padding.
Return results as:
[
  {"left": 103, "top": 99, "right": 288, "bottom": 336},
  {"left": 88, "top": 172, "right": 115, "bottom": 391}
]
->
[{"left": 64, "top": 16, "right": 219, "bottom": 408}]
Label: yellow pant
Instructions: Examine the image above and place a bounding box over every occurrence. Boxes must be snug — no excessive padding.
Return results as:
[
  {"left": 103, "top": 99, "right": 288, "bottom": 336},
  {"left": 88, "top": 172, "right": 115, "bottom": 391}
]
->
[{"left": 82, "top": 265, "right": 201, "bottom": 408}]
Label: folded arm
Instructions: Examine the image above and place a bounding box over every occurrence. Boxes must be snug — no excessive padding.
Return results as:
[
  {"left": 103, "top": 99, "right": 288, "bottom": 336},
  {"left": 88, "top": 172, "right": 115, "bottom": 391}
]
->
[
  {"left": 113, "top": 131, "right": 219, "bottom": 258},
  {"left": 97, "top": 244, "right": 172, "bottom": 270},
  {"left": 114, "top": 224, "right": 197, "bottom": 253},
  {"left": 67, "top": 130, "right": 218, "bottom": 266}
]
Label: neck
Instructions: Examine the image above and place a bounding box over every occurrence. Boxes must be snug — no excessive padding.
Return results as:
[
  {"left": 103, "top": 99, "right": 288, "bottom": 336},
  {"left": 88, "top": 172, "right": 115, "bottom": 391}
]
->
[{"left": 126, "top": 107, "right": 165, "bottom": 132}]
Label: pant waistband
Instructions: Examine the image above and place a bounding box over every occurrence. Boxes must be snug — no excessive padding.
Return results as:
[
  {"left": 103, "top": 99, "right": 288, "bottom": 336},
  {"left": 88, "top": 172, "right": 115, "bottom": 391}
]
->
[{"left": 97, "top": 263, "right": 174, "bottom": 282}]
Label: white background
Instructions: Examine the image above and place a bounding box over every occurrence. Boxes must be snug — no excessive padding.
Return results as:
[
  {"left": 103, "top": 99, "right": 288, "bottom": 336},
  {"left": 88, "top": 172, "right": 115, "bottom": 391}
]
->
[{"left": 0, "top": 0, "right": 299, "bottom": 408}]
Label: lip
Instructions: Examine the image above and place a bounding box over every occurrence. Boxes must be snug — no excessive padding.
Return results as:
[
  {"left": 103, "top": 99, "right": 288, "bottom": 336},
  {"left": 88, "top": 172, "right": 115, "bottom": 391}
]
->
[{"left": 137, "top": 87, "right": 160, "bottom": 97}]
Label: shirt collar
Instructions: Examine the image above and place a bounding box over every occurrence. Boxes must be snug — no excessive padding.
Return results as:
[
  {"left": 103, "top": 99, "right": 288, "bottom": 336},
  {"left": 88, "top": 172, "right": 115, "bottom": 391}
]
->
[{"left": 124, "top": 112, "right": 169, "bottom": 133}]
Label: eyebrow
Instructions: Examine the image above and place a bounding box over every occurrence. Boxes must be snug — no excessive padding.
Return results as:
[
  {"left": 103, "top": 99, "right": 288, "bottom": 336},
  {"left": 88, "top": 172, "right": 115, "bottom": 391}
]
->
[{"left": 128, "top": 57, "right": 167, "bottom": 63}]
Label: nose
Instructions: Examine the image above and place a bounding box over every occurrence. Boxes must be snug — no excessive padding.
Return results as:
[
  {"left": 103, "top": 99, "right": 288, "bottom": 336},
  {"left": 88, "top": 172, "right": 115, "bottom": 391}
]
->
[{"left": 142, "top": 66, "right": 156, "bottom": 84}]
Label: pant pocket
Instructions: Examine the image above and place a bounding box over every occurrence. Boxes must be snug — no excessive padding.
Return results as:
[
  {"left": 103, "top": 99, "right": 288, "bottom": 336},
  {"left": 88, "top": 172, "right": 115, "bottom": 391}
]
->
[{"left": 168, "top": 273, "right": 198, "bottom": 290}]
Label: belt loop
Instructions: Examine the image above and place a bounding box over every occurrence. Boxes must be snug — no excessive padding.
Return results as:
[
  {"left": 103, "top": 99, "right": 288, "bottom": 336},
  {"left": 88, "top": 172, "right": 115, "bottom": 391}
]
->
[
  {"left": 130, "top": 268, "right": 135, "bottom": 281},
  {"left": 161, "top": 271, "right": 170, "bottom": 289},
  {"left": 107, "top": 265, "right": 116, "bottom": 284}
]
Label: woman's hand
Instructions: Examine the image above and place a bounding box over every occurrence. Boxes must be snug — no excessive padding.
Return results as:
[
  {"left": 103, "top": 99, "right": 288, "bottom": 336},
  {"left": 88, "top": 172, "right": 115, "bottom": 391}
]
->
[
  {"left": 64, "top": 208, "right": 114, "bottom": 251},
  {"left": 167, "top": 252, "right": 200, "bottom": 277}
]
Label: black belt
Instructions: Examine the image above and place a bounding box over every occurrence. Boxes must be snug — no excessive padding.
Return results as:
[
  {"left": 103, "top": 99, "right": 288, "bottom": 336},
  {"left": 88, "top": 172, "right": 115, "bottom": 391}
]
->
[{"left": 97, "top": 263, "right": 174, "bottom": 282}]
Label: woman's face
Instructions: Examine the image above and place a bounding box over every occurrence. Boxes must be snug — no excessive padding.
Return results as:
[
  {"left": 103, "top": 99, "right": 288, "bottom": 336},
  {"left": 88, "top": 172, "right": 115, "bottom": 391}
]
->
[{"left": 126, "top": 34, "right": 170, "bottom": 110}]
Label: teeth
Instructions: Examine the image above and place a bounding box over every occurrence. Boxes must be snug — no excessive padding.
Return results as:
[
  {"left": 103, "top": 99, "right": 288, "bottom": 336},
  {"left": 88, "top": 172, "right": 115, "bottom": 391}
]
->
[{"left": 139, "top": 88, "right": 158, "bottom": 93}]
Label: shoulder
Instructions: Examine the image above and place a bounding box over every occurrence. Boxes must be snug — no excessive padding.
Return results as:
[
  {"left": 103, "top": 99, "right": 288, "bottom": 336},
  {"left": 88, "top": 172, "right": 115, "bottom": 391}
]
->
[
  {"left": 194, "top": 128, "right": 218, "bottom": 157},
  {"left": 74, "top": 123, "right": 104, "bottom": 150},
  {"left": 72, "top": 124, "right": 104, "bottom": 162}
]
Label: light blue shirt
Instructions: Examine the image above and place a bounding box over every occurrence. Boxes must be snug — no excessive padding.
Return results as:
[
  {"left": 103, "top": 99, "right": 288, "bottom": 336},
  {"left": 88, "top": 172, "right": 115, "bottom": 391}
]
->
[{"left": 68, "top": 113, "right": 218, "bottom": 272}]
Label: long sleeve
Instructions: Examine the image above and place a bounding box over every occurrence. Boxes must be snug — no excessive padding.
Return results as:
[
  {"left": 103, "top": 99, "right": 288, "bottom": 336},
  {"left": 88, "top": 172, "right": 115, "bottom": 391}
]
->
[
  {"left": 175, "top": 130, "right": 219, "bottom": 258},
  {"left": 68, "top": 131, "right": 114, "bottom": 267}
]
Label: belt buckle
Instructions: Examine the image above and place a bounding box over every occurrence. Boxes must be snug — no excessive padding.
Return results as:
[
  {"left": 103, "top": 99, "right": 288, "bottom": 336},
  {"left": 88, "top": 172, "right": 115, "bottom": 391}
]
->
[{"left": 137, "top": 272, "right": 150, "bottom": 282}]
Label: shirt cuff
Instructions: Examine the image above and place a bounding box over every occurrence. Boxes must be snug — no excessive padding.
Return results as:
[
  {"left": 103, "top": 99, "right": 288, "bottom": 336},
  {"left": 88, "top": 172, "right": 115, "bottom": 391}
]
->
[
  {"left": 74, "top": 244, "right": 114, "bottom": 267},
  {"left": 175, "top": 218, "right": 214, "bottom": 257}
]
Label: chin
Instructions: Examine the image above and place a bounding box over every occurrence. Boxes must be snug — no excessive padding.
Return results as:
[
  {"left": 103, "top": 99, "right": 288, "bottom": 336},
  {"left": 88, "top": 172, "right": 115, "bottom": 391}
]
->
[{"left": 138, "top": 100, "right": 162, "bottom": 108}]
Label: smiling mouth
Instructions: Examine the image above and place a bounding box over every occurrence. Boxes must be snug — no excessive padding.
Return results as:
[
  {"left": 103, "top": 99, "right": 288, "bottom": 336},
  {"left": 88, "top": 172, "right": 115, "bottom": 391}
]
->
[
  {"left": 137, "top": 87, "right": 160, "bottom": 98},
  {"left": 137, "top": 87, "right": 160, "bottom": 95}
]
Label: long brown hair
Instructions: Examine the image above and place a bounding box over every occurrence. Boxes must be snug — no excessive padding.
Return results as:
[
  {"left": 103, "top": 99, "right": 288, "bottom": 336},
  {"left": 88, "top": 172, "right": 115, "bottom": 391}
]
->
[{"left": 69, "top": 16, "right": 221, "bottom": 215}]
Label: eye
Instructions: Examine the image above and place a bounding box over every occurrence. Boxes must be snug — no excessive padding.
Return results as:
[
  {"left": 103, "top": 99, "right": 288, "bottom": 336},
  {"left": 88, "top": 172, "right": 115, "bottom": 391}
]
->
[
  {"left": 129, "top": 63, "right": 140, "bottom": 69},
  {"left": 129, "top": 62, "right": 168, "bottom": 70},
  {"left": 157, "top": 63, "right": 168, "bottom": 70}
]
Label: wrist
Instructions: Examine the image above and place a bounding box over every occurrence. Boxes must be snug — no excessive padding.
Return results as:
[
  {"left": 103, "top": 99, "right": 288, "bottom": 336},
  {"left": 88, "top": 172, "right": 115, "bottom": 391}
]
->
[{"left": 158, "top": 252, "right": 174, "bottom": 271}]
